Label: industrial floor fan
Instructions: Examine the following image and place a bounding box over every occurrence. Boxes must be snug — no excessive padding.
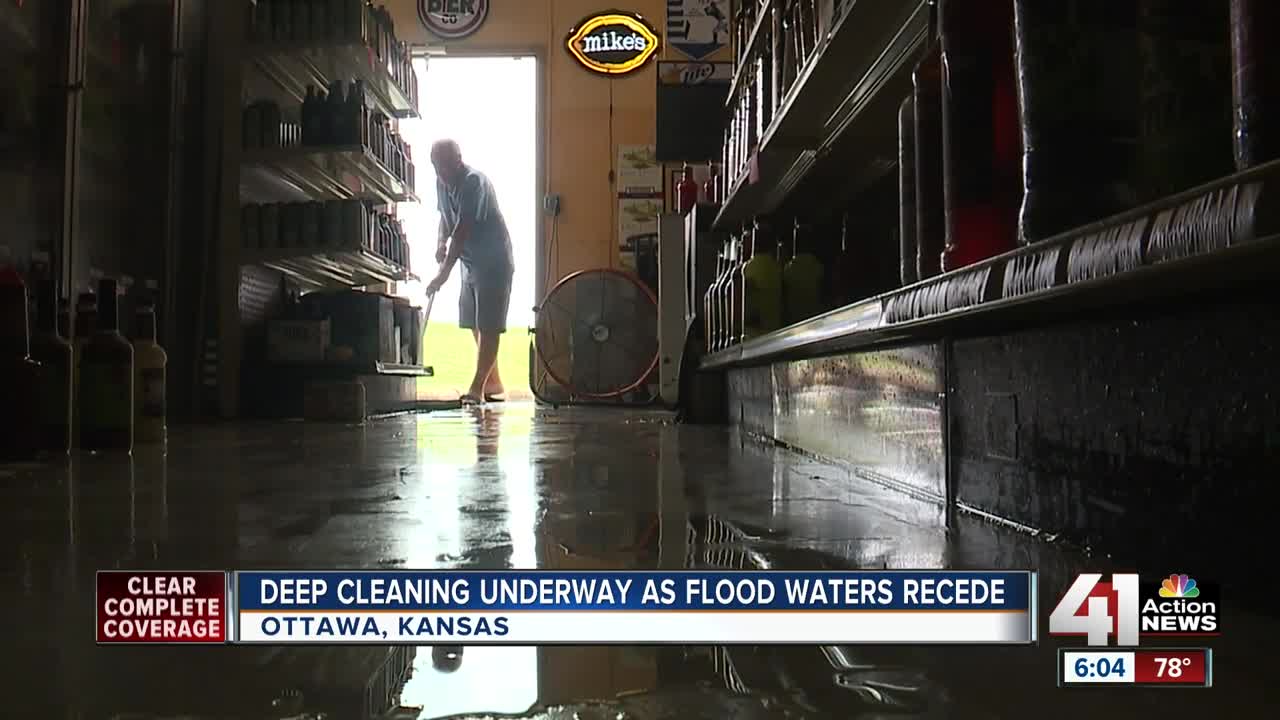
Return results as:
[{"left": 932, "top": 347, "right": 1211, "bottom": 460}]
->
[{"left": 531, "top": 268, "right": 660, "bottom": 405}]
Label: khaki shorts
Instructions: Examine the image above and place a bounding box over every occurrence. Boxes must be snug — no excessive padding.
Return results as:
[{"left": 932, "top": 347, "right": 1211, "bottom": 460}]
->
[{"left": 458, "top": 263, "right": 514, "bottom": 333}]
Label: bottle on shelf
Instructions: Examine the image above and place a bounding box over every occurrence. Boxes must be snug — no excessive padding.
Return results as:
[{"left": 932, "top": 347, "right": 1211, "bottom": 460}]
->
[
  {"left": 677, "top": 164, "right": 699, "bottom": 215},
  {"left": 827, "top": 212, "right": 861, "bottom": 310},
  {"left": 784, "top": 220, "right": 824, "bottom": 325},
  {"left": 1231, "top": 0, "right": 1280, "bottom": 170},
  {"left": 913, "top": 3, "right": 945, "bottom": 280},
  {"left": 273, "top": 0, "right": 293, "bottom": 42},
  {"left": 703, "top": 162, "right": 718, "bottom": 205},
  {"left": 742, "top": 220, "right": 783, "bottom": 339},
  {"left": 1012, "top": 0, "right": 1140, "bottom": 245},
  {"left": 323, "top": 200, "right": 344, "bottom": 248},
  {"left": 727, "top": 233, "right": 747, "bottom": 348},
  {"left": 312, "top": 0, "right": 330, "bottom": 41},
  {"left": 1136, "top": 0, "right": 1233, "bottom": 201},
  {"left": 346, "top": 79, "right": 368, "bottom": 147},
  {"left": 704, "top": 249, "right": 724, "bottom": 352},
  {"left": 71, "top": 291, "right": 97, "bottom": 448},
  {"left": 31, "top": 278, "right": 72, "bottom": 454},
  {"left": 714, "top": 240, "right": 734, "bottom": 351},
  {"left": 78, "top": 278, "right": 134, "bottom": 453},
  {"left": 301, "top": 85, "right": 322, "bottom": 145},
  {"left": 292, "top": 0, "right": 311, "bottom": 42},
  {"left": 899, "top": 95, "right": 919, "bottom": 285},
  {"left": 325, "top": 80, "right": 346, "bottom": 145},
  {"left": 133, "top": 297, "right": 167, "bottom": 445},
  {"left": 938, "top": 0, "right": 1021, "bottom": 273},
  {"left": 0, "top": 262, "right": 42, "bottom": 461}
]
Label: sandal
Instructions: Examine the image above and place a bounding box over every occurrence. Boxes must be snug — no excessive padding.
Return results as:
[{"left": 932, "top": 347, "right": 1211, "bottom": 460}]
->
[
  {"left": 484, "top": 393, "right": 506, "bottom": 403},
  {"left": 460, "top": 393, "right": 484, "bottom": 405}
]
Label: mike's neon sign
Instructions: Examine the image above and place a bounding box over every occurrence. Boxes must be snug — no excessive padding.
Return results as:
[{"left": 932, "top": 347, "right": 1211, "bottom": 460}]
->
[{"left": 566, "top": 11, "right": 661, "bottom": 76}]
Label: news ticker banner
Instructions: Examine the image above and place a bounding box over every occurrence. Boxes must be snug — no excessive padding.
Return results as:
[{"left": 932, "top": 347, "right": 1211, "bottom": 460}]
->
[
  {"left": 1059, "top": 648, "right": 1212, "bottom": 687},
  {"left": 96, "top": 570, "right": 1036, "bottom": 645}
]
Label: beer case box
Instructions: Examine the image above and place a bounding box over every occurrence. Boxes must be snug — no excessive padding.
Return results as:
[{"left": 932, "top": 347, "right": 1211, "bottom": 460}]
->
[
  {"left": 268, "top": 319, "right": 331, "bottom": 364},
  {"left": 301, "top": 290, "right": 397, "bottom": 366},
  {"left": 304, "top": 381, "right": 367, "bottom": 422}
]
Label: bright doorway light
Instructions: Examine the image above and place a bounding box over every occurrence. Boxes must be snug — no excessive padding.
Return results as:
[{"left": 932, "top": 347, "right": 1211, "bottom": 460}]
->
[{"left": 400, "top": 56, "right": 537, "bottom": 400}]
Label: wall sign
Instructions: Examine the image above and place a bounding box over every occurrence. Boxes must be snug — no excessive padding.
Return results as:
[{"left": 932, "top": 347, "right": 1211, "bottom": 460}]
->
[
  {"left": 565, "top": 11, "right": 661, "bottom": 76},
  {"left": 665, "top": 0, "right": 730, "bottom": 60},
  {"left": 418, "top": 0, "right": 489, "bottom": 41}
]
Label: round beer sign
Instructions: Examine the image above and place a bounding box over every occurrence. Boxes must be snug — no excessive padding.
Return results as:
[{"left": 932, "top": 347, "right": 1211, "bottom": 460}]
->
[{"left": 418, "top": 0, "right": 489, "bottom": 41}]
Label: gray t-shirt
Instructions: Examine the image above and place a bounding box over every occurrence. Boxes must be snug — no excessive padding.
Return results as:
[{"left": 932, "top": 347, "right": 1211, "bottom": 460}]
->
[{"left": 437, "top": 166, "right": 513, "bottom": 273}]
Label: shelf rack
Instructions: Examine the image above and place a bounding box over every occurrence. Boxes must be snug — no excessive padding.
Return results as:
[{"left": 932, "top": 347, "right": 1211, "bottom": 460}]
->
[
  {"left": 240, "top": 144, "right": 417, "bottom": 206},
  {"left": 716, "top": 0, "right": 928, "bottom": 229},
  {"left": 241, "top": 244, "right": 415, "bottom": 289},
  {"left": 245, "top": 41, "right": 419, "bottom": 119},
  {"left": 702, "top": 159, "right": 1280, "bottom": 370}
]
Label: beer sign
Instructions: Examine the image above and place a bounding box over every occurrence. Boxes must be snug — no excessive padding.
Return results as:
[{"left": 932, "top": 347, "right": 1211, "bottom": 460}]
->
[
  {"left": 565, "top": 11, "right": 661, "bottom": 76},
  {"left": 418, "top": 0, "right": 489, "bottom": 41}
]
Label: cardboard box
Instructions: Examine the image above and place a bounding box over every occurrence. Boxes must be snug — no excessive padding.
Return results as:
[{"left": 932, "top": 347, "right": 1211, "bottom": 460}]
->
[
  {"left": 268, "top": 319, "right": 330, "bottom": 364},
  {"left": 301, "top": 290, "right": 397, "bottom": 366},
  {"left": 304, "top": 381, "right": 367, "bottom": 422}
]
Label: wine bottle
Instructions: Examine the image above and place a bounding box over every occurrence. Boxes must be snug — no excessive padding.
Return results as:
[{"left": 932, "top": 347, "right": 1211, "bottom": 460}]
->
[
  {"left": 133, "top": 298, "right": 167, "bottom": 445},
  {"left": 899, "top": 95, "right": 919, "bottom": 285},
  {"left": 913, "top": 7, "right": 945, "bottom": 280},
  {"left": 79, "top": 278, "right": 135, "bottom": 453},
  {"left": 1231, "top": 0, "right": 1280, "bottom": 170},
  {"left": 30, "top": 279, "right": 72, "bottom": 454}
]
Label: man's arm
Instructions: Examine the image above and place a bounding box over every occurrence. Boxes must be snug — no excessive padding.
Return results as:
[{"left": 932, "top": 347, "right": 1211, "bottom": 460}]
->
[{"left": 426, "top": 175, "right": 481, "bottom": 293}]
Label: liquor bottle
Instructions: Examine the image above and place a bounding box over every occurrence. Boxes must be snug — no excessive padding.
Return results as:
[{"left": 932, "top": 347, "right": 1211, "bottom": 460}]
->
[
  {"left": 784, "top": 220, "right": 824, "bottom": 324},
  {"left": 742, "top": 221, "right": 783, "bottom": 339},
  {"left": 273, "top": 0, "right": 293, "bottom": 42},
  {"left": 827, "top": 212, "right": 861, "bottom": 310},
  {"left": 347, "top": 79, "right": 368, "bottom": 147},
  {"left": 1137, "top": 0, "right": 1232, "bottom": 201},
  {"left": 1013, "top": 0, "right": 1140, "bottom": 244},
  {"left": 325, "top": 80, "right": 346, "bottom": 146},
  {"left": 301, "top": 85, "right": 321, "bottom": 145},
  {"left": 677, "top": 164, "right": 699, "bottom": 215},
  {"left": 703, "top": 162, "right": 719, "bottom": 205},
  {"left": 30, "top": 279, "right": 72, "bottom": 454},
  {"left": 292, "top": 0, "right": 311, "bottom": 41},
  {"left": 72, "top": 291, "right": 97, "bottom": 448},
  {"left": 1231, "top": 0, "right": 1280, "bottom": 170},
  {"left": 312, "top": 0, "right": 329, "bottom": 42},
  {"left": 898, "top": 95, "right": 919, "bottom": 285},
  {"left": 913, "top": 3, "right": 945, "bottom": 280},
  {"left": 701, "top": 249, "right": 721, "bottom": 351},
  {"left": 939, "top": 0, "right": 1021, "bottom": 272},
  {"left": 133, "top": 298, "right": 167, "bottom": 445},
  {"left": 727, "top": 233, "right": 746, "bottom": 348},
  {"left": 0, "top": 264, "right": 42, "bottom": 461},
  {"left": 79, "top": 278, "right": 135, "bottom": 453},
  {"left": 715, "top": 240, "right": 734, "bottom": 351}
]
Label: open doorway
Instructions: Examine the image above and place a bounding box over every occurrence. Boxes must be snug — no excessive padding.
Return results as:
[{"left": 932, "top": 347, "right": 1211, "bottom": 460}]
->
[{"left": 399, "top": 55, "right": 538, "bottom": 401}]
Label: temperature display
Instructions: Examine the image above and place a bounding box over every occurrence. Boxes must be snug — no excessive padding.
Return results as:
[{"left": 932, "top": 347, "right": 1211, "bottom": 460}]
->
[{"left": 1060, "top": 648, "right": 1211, "bottom": 687}]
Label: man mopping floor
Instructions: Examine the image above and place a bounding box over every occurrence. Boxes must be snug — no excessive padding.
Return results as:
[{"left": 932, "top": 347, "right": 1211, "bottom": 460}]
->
[{"left": 425, "top": 139, "right": 515, "bottom": 405}]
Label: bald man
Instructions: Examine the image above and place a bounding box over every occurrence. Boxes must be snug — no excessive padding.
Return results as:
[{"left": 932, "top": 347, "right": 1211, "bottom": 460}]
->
[{"left": 425, "top": 140, "right": 515, "bottom": 403}]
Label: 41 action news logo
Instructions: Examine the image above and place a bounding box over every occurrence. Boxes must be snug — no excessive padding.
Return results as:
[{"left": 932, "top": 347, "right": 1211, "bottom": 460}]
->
[{"left": 1048, "top": 573, "right": 1219, "bottom": 646}]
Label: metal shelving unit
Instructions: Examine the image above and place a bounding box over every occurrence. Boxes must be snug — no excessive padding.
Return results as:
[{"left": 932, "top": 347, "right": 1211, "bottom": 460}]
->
[
  {"left": 240, "top": 144, "right": 418, "bottom": 206},
  {"left": 241, "top": 244, "right": 413, "bottom": 289},
  {"left": 716, "top": 0, "right": 928, "bottom": 230}
]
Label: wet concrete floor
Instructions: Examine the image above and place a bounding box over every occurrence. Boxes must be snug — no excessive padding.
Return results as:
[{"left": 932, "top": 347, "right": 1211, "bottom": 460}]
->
[{"left": 1, "top": 403, "right": 1276, "bottom": 718}]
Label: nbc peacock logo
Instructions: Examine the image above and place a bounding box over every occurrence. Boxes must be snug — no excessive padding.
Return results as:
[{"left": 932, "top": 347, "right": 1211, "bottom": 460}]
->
[{"left": 1158, "top": 574, "right": 1200, "bottom": 598}]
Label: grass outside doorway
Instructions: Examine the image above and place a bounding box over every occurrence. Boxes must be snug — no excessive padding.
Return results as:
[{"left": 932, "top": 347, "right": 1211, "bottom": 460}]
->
[{"left": 417, "top": 322, "right": 533, "bottom": 401}]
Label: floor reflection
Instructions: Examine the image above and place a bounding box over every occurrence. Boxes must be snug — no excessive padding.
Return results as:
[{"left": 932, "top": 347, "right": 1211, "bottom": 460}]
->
[{"left": 0, "top": 403, "right": 1274, "bottom": 718}]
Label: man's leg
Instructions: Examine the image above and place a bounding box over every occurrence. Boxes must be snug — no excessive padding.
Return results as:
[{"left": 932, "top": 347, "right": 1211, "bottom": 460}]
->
[
  {"left": 467, "top": 267, "right": 514, "bottom": 399},
  {"left": 472, "top": 329, "right": 504, "bottom": 396}
]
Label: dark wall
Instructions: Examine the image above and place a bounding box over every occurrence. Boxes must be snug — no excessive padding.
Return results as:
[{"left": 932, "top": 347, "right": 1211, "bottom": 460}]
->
[{"left": 950, "top": 291, "right": 1279, "bottom": 597}]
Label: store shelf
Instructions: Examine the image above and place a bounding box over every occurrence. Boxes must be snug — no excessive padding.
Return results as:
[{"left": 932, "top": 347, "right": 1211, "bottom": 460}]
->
[
  {"left": 715, "top": 0, "right": 928, "bottom": 229},
  {"left": 270, "top": 361, "right": 433, "bottom": 377},
  {"left": 703, "top": 159, "right": 1280, "bottom": 370},
  {"left": 245, "top": 41, "right": 418, "bottom": 119},
  {"left": 241, "top": 145, "right": 416, "bottom": 205},
  {"left": 241, "top": 245, "right": 414, "bottom": 289}
]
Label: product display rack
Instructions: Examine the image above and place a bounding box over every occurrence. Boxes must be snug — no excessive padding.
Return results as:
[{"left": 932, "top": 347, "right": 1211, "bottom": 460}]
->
[
  {"left": 716, "top": 0, "right": 928, "bottom": 230},
  {"left": 704, "top": 0, "right": 1280, "bottom": 372},
  {"left": 208, "top": 2, "right": 427, "bottom": 418}
]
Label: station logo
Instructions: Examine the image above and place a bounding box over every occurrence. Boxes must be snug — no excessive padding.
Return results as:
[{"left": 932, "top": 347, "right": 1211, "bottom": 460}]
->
[
  {"left": 1048, "top": 573, "right": 1220, "bottom": 646},
  {"left": 566, "top": 11, "right": 661, "bottom": 76},
  {"left": 418, "top": 0, "right": 489, "bottom": 41}
]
